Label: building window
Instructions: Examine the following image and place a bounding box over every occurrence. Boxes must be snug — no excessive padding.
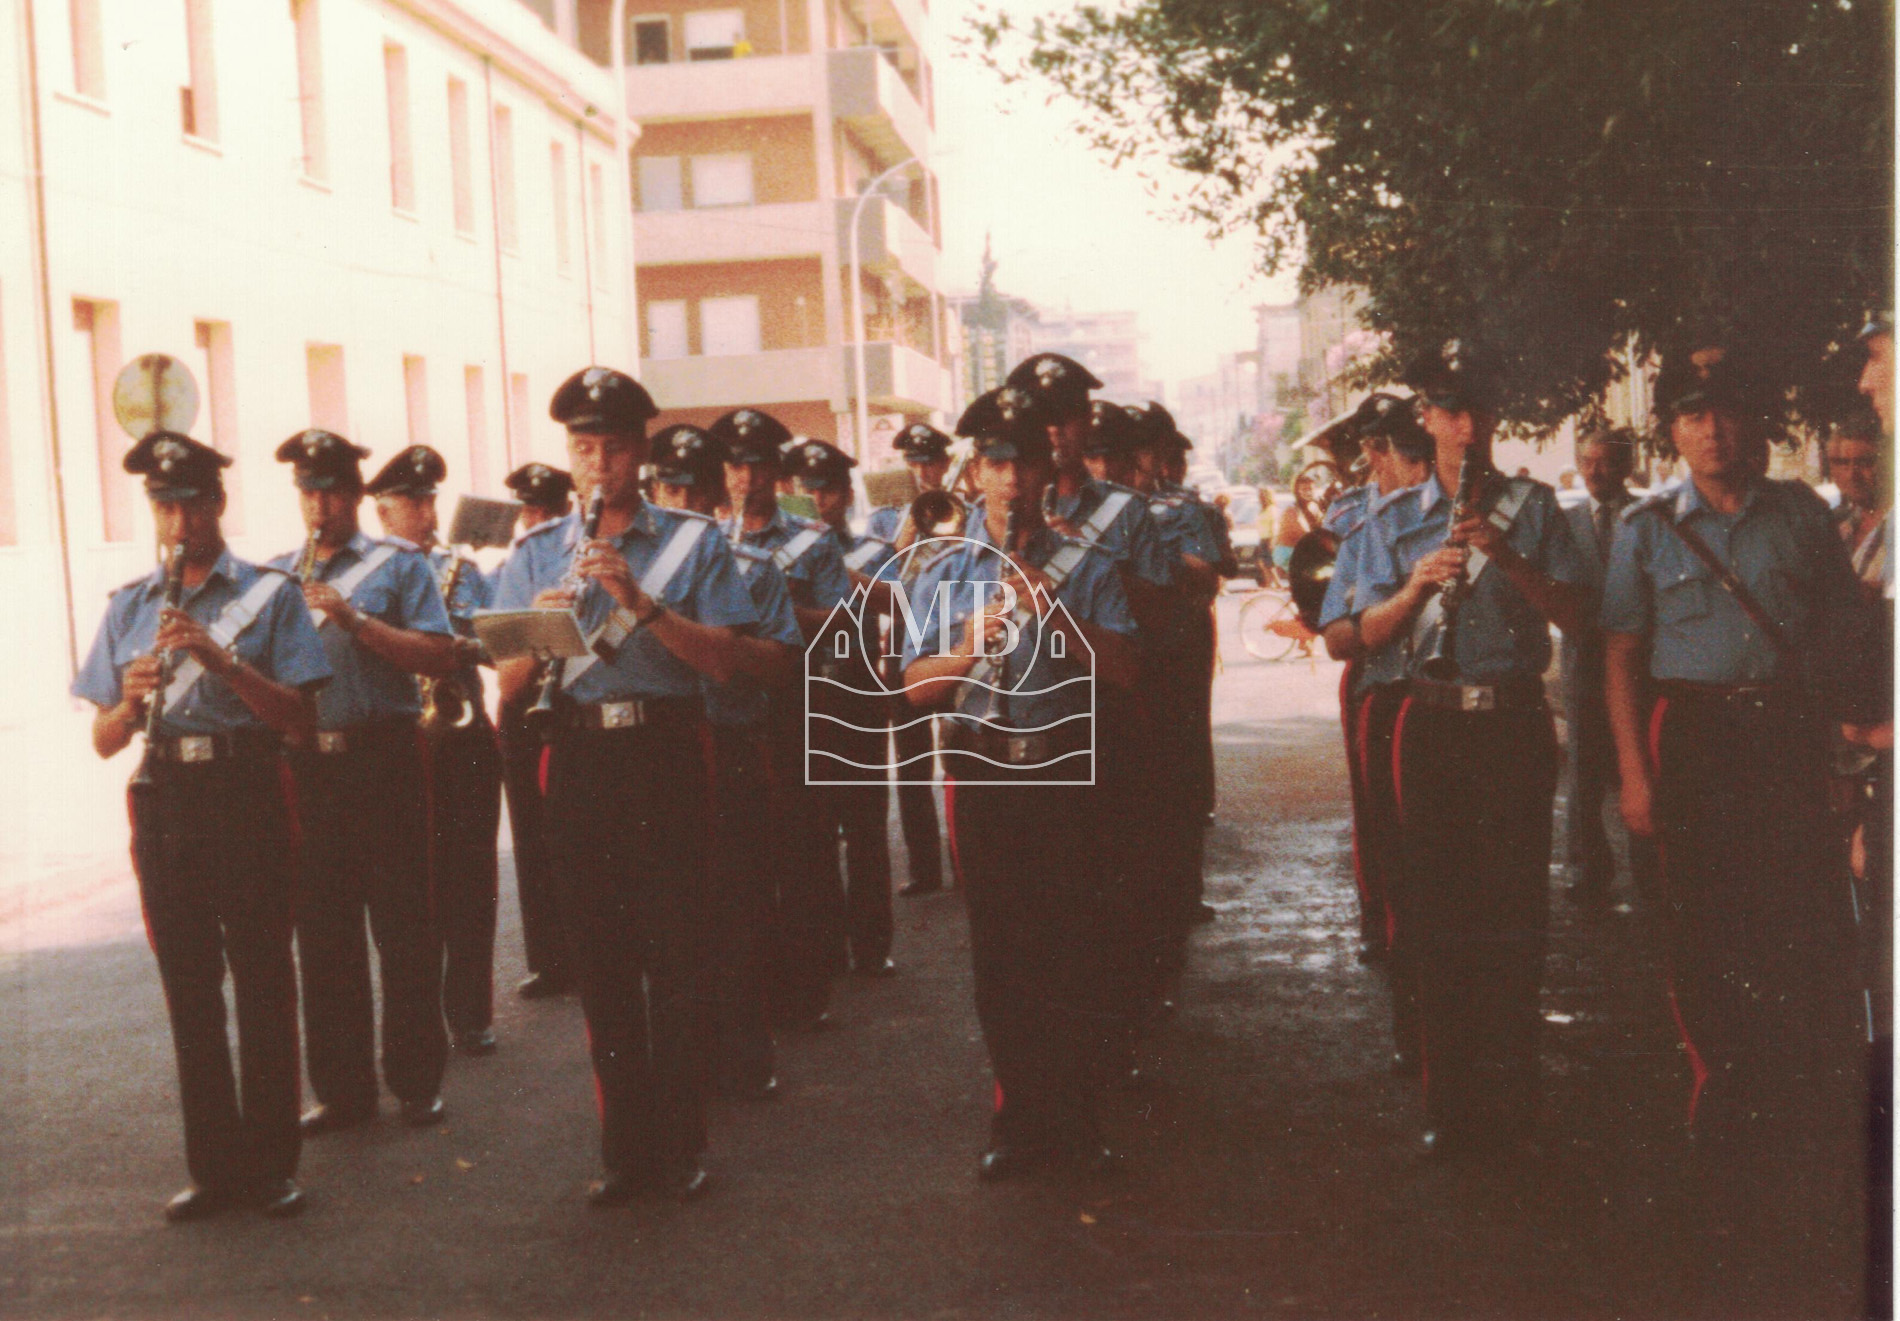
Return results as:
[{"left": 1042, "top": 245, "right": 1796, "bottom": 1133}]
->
[
  {"left": 464, "top": 366, "right": 489, "bottom": 493},
  {"left": 493, "top": 104, "right": 518, "bottom": 252},
  {"left": 700, "top": 296, "right": 761, "bottom": 356},
  {"left": 631, "top": 16, "right": 669, "bottom": 65},
  {"left": 193, "top": 320, "right": 240, "bottom": 532},
  {"left": 181, "top": 0, "right": 218, "bottom": 140},
  {"left": 689, "top": 153, "right": 753, "bottom": 208},
  {"left": 550, "top": 141, "right": 570, "bottom": 274},
  {"left": 292, "top": 0, "right": 326, "bottom": 181},
  {"left": 683, "top": 9, "right": 743, "bottom": 60},
  {"left": 384, "top": 43, "right": 413, "bottom": 212},
  {"left": 507, "top": 372, "right": 531, "bottom": 469},
  {"left": 70, "top": 0, "right": 105, "bottom": 99},
  {"left": 447, "top": 77, "right": 473, "bottom": 234},
  {"left": 646, "top": 301, "right": 688, "bottom": 360},
  {"left": 403, "top": 355, "right": 429, "bottom": 446},
  {"left": 73, "top": 299, "right": 130, "bottom": 542},
  {"left": 306, "top": 342, "right": 347, "bottom": 433},
  {"left": 637, "top": 156, "right": 682, "bottom": 213},
  {"left": 588, "top": 161, "right": 606, "bottom": 286}
]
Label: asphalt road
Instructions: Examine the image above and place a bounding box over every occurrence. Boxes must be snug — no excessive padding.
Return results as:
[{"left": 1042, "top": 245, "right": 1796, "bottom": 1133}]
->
[{"left": 0, "top": 598, "right": 1832, "bottom": 1319}]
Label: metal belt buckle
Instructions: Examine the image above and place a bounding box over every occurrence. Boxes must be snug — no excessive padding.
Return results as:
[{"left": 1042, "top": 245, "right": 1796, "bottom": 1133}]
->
[
  {"left": 1460, "top": 686, "right": 1496, "bottom": 713},
  {"left": 599, "top": 701, "right": 643, "bottom": 731},
  {"left": 1006, "top": 733, "right": 1045, "bottom": 765},
  {"left": 316, "top": 730, "right": 349, "bottom": 755},
  {"left": 177, "top": 736, "right": 215, "bottom": 764}
]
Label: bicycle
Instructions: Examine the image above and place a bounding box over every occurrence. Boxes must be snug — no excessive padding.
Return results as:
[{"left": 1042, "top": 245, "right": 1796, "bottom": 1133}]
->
[{"left": 1233, "top": 563, "right": 1322, "bottom": 663}]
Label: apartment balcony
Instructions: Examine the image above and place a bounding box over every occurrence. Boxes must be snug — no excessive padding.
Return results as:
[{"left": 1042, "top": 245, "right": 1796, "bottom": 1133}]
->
[
  {"left": 838, "top": 0, "right": 929, "bottom": 58},
  {"left": 635, "top": 201, "right": 829, "bottom": 265},
  {"left": 624, "top": 53, "right": 818, "bottom": 124},
  {"left": 828, "top": 47, "right": 931, "bottom": 170},
  {"left": 642, "top": 347, "right": 833, "bottom": 410},
  {"left": 837, "top": 196, "right": 937, "bottom": 294},
  {"left": 845, "top": 341, "right": 947, "bottom": 413}
]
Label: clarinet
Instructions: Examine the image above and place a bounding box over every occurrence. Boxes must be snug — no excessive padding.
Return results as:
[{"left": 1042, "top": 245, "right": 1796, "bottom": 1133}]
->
[
  {"left": 1417, "top": 453, "right": 1485, "bottom": 681},
  {"left": 526, "top": 489, "right": 604, "bottom": 739},
  {"left": 130, "top": 543, "right": 188, "bottom": 791}
]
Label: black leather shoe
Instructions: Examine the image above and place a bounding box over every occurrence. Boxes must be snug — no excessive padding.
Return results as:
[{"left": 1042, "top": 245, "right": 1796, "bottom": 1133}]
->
[
  {"left": 163, "top": 1185, "right": 234, "bottom": 1223},
  {"left": 252, "top": 1178, "right": 306, "bottom": 1219},
  {"left": 586, "top": 1174, "right": 642, "bottom": 1208},
  {"left": 455, "top": 1028, "right": 498, "bottom": 1056},
  {"left": 299, "top": 1102, "right": 374, "bottom": 1136},
  {"left": 852, "top": 957, "right": 898, "bottom": 979},
  {"left": 898, "top": 879, "right": 942, "bottom": 896},
  {"left": 399, "top": 1096, "right": 446, "bottom": 1128},
  {"left": 664, "top": 1167, "right": 712, "bottom": 1201},
  {"left": 977, "top": 1145, "right": 1048, "bottom": 1183},
  {"left": 517, "top": 972, "right": 572, "bottom": 1000}
]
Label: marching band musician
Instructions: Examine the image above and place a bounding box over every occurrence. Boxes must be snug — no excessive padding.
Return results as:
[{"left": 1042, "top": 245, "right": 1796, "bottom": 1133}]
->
[
  {"left": 493, "top": 368, "right": 759, "bottom": 1205},
  {"left": 499, "top": 462, "right": 576, "bottom": 1001},
  {"left": 714, "top": 409, "right": 854, "bottom": 1029},
  {"left": 646, "top": 424, "right": 804, "bottom": 1101},
  {"left": 788, "top": 438, "right": 900, "bottom": 979},
  {"left": 75, "top": 434, "right": 331, "bottom": 1221},
  {"left": 901, "top": 387, "right": 1141, "bottom": 1181},
  {"left": 366, "top": 446, "right": 503, "bottom": 1057},
  {"left": 270, "top": 430, "right": 460, "bottom": 1137},
  {"left": 1317, "top": 394, "right": 1437, "bottom": 1074},
  {"left": 1346, "top": 343, "right": 1588, "bottom": 1158}
]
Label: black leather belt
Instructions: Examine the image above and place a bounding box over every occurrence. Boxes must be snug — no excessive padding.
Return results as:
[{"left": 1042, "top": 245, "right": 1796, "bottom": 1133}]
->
[
  {"left": 303, "top": 717, "right": 418, "bottom": 756},
  {"left": 1657, "top": 679, "right": 1799, "bottom": 710},
  {"left": 1407, "top": 676, "right": 1546, "bottom": 713},
  {"left": 563, "top": 697, "right": 697, "bottom": 731},
  {"left": 151, "top": 730, "right": 282, "bottom": 765}
]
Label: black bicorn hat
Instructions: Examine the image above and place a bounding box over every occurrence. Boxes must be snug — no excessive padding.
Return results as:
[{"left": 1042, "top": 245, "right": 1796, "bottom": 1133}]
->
[
  {"left": 365, "top": 445, "right": 447, "bottom": 498},
  {"left": 709, "top": 408, "right": 794, "bottom": 464},
  {"left": 649, "top": 425, "right": 728, "bottom": 488},
  {"left": 783, "top": 438, "right": 857, "bottom": 491},
  {"left": 504, "top": 462, "right": 574, "bottom": 509},
  {"left": 957, "top": 388, "right": 1050, "bottom": 464},
  {"left": 894, "top": 422, "right": 953, "bottom": 462},
  {"left": 549, "top": 367, "right": 659, "bottom": 433},
  {"left": 124, "top": 431, "right": 230, "bottom": 502},
  {"left": 1082, "top": 401, "right": 1144, "bottom": 458},
  {"left": 275, "top": 428, "right": 372, "bottom": 492},
  {"left": 1403, "top": 338, "right": 1502, "bottom": 415},
  {"left": 1650, "top": 346, "right": 1768, "bottom": 424},
  {"left": 1351, "top": 392, "right": 1435, "bottom": 461},
  {"left": 1004, "top": 352, "right": 1104, "bottom": 419},
  {"left": 1134, "top": 400, "right": 1192, "bottom": 451}
]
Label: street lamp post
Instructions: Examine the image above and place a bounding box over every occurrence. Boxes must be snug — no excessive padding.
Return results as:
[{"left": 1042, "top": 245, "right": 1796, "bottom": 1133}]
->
[{"left": 847, "top": 156, "right": 918, "bottom": 463}]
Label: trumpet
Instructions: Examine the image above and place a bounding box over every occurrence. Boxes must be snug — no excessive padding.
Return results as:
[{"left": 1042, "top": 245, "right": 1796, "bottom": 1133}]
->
[
  {"left": 130, "top": 542, "right": 187, "bottom": 792},
  {"left": 526, "top": 489, "right": 604, "bottom": 738},
  {"left": 898, "top": 449, "right": 974, "bottom": 548},
  {"left": 419, "top": 552, "right": 477, "bottom": 735}
]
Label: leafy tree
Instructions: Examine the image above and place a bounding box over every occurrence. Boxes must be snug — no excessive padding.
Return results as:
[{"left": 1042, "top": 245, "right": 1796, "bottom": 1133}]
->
[{"left": 973, "top": 0, "right": 1893, "bottom": 429}]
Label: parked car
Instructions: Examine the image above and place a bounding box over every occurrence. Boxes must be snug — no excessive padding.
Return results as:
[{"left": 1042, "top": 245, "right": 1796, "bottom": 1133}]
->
[{"left": 1218, "top": 485, "right": 1268, "bottom": 584}]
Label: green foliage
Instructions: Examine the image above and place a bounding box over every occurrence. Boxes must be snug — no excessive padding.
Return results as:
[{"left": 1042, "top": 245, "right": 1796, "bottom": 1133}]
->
[{"left": 972, "top": 0, "right": 1893, "bottom": 429}]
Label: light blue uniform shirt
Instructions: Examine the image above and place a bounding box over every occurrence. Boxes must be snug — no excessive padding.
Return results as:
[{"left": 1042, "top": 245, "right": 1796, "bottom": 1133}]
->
[
  {"left": 703, "top": 544, "right": 803, "bottom": 728},
  {"left": 266, "top": 532, "right": 453, "bottom": 728},
  {"left": 1049, "top": 478, "right": 1174, "bottom": 591},
  {"left": 1320, "top": 481, "right": 1431, "bottom": 689},
  {"left": 1322, "top": 484, "right": 1374, "bottom": 539},
  {"left": 74, "top": 548, "right": 332, "bottom": 734},
  {"left": 866, "top": 505, "right": 904, "bottom": 546},
  {"left": 724, "top": 510, "right": 852, "bottom": 610},
  {"left": 1147, "top": 487, "right": 1223, "bottom": 567},
  {"left": 1600, "top": 477, "right": 1861, "bottom": 686},
  {"left": 900, "top": 499, "right": 1137, "bottom": 729},
  {"left": 1360, "top": 471, "right": 1585, "bottom": 683},
  {"left": 1166, "top": 482, "right": 1237, "bottom": 569},
  {"left": 424, "top": 545, "right": 493, "bottom": 710},
  {"left": 494, "top": 503, "right": 759, "bottom": 702}
]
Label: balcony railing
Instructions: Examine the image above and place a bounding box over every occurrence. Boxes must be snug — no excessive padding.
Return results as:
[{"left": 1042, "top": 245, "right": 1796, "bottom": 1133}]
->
[
  {"left": 635, "top": 201, "right": 829, "bottom": 265},
  {"left": 836, "top": 195, "right": 936, "bottom": 294},
  {"left": 845, "top": 341, "right": 947, "bottom": 413},
  {"left": 641, "top": 347, "right": 833, "bottom": 411},
  {"left": 827, "top": 47, "right": 930, "bottom": 170},
  {"left": 624, "top": 53, "right": 818, "bottom": 123}
]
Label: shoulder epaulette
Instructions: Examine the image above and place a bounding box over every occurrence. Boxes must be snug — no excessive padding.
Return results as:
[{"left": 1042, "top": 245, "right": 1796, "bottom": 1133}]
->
[
  {"left": 666, "top": 507, "right": 717, "bottom": 524},
  {"left": 384, "top": 534, "right": 421, "bottom": 553},
  {"left": 519, "top": 518, "right": 566, "bottom": 542},
  {"left": 731, "top": 541, "right": 771, "bottom": 563}
]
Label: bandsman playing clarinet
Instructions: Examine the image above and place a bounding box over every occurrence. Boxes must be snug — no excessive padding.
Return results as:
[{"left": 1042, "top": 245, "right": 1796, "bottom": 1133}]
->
[
  {"left": 367, "top": 446, "right": 504, "bottom": 1057},
  {"left": 494, "top": 369, "right": 759, "bottom": 1205},
  {"left": 1347, "top": 342, "right": 1588, "bottom": 1159},
  {"left": 271, "top": 430, "right": 460, "bottom": 1137},
  {"left": 75, "top": 433, "right": 331, "bottom": 1221}
]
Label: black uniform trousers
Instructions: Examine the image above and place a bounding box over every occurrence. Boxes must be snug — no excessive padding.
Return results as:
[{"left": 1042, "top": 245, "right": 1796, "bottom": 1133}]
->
[
  {"left": 426, "top": 719, "right": 503, "bottom": 1035},
  {"left": 290, "top": 723, "right": 447, "bottom": 1112},
  {"left": 766, "top": 706, "right": 842, "bottom": 1024},
  {"left": 1564, "top": 664, "right": 1659, "bottom": 904},
  {"left": 1340, "top": 663, "right": 1387, "bottom": 950},
  {"left": 500, "top": 705, "right": 570, "bottom": 987},
  {"left": 1355, "top": 684, "right": 1412, "bottom": 1054},
  {"left": 821, "top": 686, "right": 895, "bottom": 969},
  {"left": 545, "top": 709, "right": 710, "bottom": 1179},
  {"left": 129, "top": 749, "right": 301, "bottom": 1191},
  {"left": 1093, "top": 688, "right": 1170, "bottom": 1026},
  {"left": 890, "top": 700, "right": 945, "bottom": 888},
  {"left": 701, "top": 723, "right": 776, "bottom": 1093},
  {"left": 954, "top": 775, "right": 1117, "bottom": 1153},
  {"left": 1391, "top": 696, "right": 1557, "bottom": 1142}
]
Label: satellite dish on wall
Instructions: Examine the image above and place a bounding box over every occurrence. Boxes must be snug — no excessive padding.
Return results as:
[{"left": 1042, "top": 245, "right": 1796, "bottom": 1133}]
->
[{"left": 112, "top": 354, "right": 201, "bottom": 441}]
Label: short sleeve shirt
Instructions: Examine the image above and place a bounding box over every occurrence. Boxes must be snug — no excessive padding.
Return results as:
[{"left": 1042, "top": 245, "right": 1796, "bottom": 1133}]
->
[
  {"left": 1049, "top": 479, "right": 1174, "bottom": 590},
  {"left": 703, "top": 545, "right": 804, "bottom": 728},
  {"left": 429, "top": 546, "right": 493, "bottom": 708},
  {"left": 724, "top": 510, "right": 852, "bottom": 610}
]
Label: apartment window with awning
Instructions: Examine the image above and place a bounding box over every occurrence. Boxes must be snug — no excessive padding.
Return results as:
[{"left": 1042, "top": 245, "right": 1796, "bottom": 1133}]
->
[{"left": 684, "top": 10, "right": 743, "bottom": 60}]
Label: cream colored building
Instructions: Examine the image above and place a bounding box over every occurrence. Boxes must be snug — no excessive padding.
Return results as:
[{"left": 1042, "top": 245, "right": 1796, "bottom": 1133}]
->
[
  {"left": 2, "top": 0, "right": 633, "bottom": 719},
  {"left": 582, "top": 0, "right": 949, "bottom": 466}
]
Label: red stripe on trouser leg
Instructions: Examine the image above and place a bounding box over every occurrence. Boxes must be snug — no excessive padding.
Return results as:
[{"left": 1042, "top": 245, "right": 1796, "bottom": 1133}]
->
[
  {"left": 993, "top": 1079, "right": 1004, "bottom": 1114},
  {"left": 1665, "top": 983, "right": 1709, "bottom": 1126},
  {"left": 1645, "top": 696, "right": 1707, "bottom": 1124},
  {"left": 1390, "top": 697, "right": 1415, "bottom": 823},
  {"left": 538, "top": 743, "right": 552, "bottom": 798},
  {"left": 944, "top": 776, "right": 963, "bottom": 889},
  {"left": 1353, "top": 691, "right": 1381, "bottom": 922}
]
